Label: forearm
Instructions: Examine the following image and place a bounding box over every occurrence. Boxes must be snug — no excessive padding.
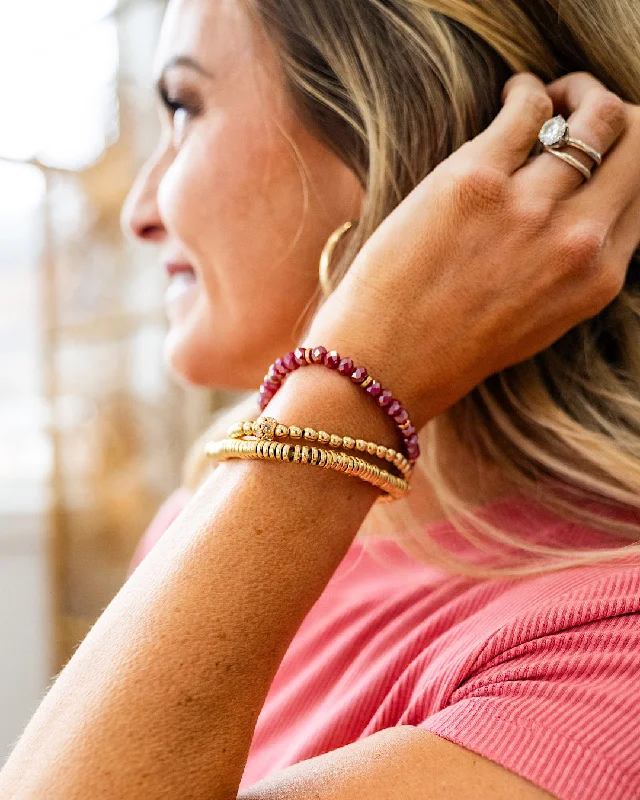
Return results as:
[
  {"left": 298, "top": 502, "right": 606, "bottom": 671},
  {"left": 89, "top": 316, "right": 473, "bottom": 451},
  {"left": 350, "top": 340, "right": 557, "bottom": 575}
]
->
[{"left": 0, "top": 360, "right": 406, "bottom": 800}]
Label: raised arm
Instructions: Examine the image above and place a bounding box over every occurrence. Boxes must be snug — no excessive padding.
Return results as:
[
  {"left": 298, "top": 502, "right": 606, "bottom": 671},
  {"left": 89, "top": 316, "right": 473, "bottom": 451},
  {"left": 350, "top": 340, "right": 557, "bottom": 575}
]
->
[{"left": 1, "top": 71, "right": 638, "bottom": 800}]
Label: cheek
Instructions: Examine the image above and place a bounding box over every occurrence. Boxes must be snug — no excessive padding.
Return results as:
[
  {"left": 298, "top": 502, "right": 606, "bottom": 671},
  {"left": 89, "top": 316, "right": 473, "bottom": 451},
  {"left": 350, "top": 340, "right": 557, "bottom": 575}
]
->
[
  {"left": 157, "top": 112, "right": 303, "bottom": 263},
  {"left": 155, "top": 110, "right": 334, "bottom": 389}
]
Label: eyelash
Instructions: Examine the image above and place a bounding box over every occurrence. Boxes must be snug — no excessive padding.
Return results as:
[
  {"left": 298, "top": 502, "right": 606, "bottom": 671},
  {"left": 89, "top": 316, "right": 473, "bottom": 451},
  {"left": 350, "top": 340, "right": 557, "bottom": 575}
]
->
[{"left": 159, "top": 85, "right": 200, "bottom": 122}]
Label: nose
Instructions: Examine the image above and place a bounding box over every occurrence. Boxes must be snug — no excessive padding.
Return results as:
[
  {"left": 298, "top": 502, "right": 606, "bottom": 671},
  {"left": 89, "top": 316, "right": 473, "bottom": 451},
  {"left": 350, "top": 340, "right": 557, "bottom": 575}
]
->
[{"left": 121, "top": 146, "right": 168, "bottom": 243}]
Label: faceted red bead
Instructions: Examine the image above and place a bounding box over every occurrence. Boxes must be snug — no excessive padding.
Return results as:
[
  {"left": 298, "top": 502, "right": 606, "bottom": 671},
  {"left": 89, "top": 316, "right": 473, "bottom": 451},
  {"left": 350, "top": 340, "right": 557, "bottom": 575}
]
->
[
  {"left": 324, "top": 350, "right": 341, "bottom": 369},
  {"left": 401, "top": 424, "right": 416, "bottom": 438},
  {"left": 377, "top": 390, "right": 393, "bottom": 407},
  {"left": 294, "top": 347, "right": 308, "bottom": 366},
  {"left": 351, "top": 367, "right": 368, "bottom": 383},
  {"left": 283, "top": 351, "right": 299, "bottom": 371},
  {"left": 393, "top": 408, "right": 409, "bottom": 424},
  {"left": 338, "top": 358, "right": 354, "bottom": 376},
  {"left": 386, "top": 400, "right": 402, "bottom": 416},
  {"left": 311, "top": 345, "right": 328, "bottom": 364},
  {"left": 263, "top": 378, "right": 280, "bottom": 393},
  {"left": 273, "top": 358, "right": 289, "bottom": 376},
  {"left": 405, "top": 434, "right": 419, "bottom": 448},
  {"left": 267, "top": 367, "right": 283, "bottom": 383},
  {"left": 365, "top": 380, "right": 382, "bottom": 397}
]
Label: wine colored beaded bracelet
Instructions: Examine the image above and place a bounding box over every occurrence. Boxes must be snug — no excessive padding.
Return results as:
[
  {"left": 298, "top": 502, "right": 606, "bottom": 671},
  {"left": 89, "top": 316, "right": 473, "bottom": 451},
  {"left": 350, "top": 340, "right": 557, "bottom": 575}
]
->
[{"left": 258, "top": 346, "right": 420, "bottom": 465}]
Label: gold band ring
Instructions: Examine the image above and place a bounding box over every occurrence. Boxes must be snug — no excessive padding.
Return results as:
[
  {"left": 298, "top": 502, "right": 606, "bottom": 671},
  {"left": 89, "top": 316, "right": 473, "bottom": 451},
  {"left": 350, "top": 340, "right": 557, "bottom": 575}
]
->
[{"left": 543, "top": 147, "right": 592, "bottom": 180}]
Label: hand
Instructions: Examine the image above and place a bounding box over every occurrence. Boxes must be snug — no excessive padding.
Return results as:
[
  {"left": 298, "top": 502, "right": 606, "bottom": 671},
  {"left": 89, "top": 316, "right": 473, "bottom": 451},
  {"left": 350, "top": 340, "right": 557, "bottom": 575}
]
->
[{"left": 307, "top": 72, "right": 640, "bottom": 430}]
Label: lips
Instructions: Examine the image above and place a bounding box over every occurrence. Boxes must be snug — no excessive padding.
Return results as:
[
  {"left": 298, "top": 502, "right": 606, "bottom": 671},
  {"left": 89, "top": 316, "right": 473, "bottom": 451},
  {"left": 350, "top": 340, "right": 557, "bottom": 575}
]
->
[{"left": 165, "top": 262, "right": 196, "bottom": 278}]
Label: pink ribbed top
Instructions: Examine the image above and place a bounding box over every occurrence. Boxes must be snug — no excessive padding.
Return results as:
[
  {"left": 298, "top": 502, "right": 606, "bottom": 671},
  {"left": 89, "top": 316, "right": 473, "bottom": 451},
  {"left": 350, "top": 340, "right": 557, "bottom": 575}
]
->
[{"left": 130, "top": 491, "right": 640, "bottom": 800}]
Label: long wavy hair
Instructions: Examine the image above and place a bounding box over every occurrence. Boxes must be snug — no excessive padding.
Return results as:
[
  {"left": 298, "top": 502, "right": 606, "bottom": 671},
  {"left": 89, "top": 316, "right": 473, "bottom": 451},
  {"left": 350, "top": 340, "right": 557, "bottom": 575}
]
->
[{"left": 184, "top": 0, "right": 640, "bottom": 579}]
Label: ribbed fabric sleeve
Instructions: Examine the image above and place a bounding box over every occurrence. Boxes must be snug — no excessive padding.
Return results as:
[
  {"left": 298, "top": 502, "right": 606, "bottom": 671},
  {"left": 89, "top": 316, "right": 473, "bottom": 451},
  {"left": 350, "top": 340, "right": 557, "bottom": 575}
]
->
[
  {"left": 419, "top": 609, "right": 640, "bottom": 800},
  {"left": 130, "top": 490, "right": 640, "bottom": 799}
]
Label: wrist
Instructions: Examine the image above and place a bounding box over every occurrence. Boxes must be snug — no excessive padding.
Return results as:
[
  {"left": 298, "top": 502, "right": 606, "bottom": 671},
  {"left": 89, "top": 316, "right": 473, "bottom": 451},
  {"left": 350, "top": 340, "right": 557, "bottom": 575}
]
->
[
  {"left": 303, "top": 309, "right": 477, "bottom": 433},
  {"left": 298, "top": 320, "right": 427, "bottom": 432}
]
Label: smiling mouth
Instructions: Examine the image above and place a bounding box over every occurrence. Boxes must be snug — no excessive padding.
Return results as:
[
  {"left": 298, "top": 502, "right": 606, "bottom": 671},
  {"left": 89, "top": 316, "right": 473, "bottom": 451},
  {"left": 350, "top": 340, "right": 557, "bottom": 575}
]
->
[{"left": 165, "top": 262, "right": 198, "bottom": 305}]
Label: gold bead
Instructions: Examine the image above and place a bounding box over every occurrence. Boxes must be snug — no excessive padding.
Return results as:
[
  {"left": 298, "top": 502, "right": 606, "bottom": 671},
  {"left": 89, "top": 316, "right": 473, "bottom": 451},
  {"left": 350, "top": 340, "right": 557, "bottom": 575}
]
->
[
  {"left": 255, "top": 416, "right": 278, "bottom": 440},
  {"left": 366, "top": 442, "right": 377, "bottom": 455},
  {"left": 317, "top": 449, "right": 327, "bottom": 467},
  {"left": 355, "top": 439, "right": 367, "bottom": 451},
  {"left": 385, "top": 448, "right": 396, "bottom": 461},
  {"left": 293, "top": 445, "right": 302, "bottom": 463},
  {"left": 282, "top": 443, "right": 291, "bottom": 460},
  {"left": 243, "top": 422, "right": 254, "bottom": 435},
  {"left": 289, "top": 426, "right": 303, "bottom": 439},
  {"left": 376, "top": 445, "right": 387, "bottom": 459},
  {"left": 343, "top": 437, "right": 355, "bottom": 449},
  {"left": 301, "top": 445, "right": 310, "bottom": 463},
  {"left": 303, "top": 427, "right": 318, "bottom": 441},
  {"left": 393, "top": 452, "right": 404, "bottom": 466},
  {"left": 275, "top": 424, "right": 288, "bottom": 438},
  {"left": 360, "top": 375, "right": 373, "bottom": 389},
  {"left": 330, "top": 434, "right": 342, "bottom": 448},
  {"left": 317, "top": 430, "right": 331, "bottom": 444}
]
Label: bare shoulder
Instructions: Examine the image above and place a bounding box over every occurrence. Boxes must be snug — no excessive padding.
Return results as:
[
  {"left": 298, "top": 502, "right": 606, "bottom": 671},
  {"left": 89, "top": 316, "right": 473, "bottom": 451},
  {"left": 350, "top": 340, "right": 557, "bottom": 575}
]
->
[{"left": 237, "top": 725, "right": 557, "bottom": 800}]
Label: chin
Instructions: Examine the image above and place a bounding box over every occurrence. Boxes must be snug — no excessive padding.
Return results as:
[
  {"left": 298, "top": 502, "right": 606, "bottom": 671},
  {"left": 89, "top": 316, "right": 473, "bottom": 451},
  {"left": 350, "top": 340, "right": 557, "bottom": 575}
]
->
[
  {"left": 163, "top": 326, "right": 258, "bottom": 393},
  {"left": 163, "top": 328, "right": 217, "bottom": 389}
]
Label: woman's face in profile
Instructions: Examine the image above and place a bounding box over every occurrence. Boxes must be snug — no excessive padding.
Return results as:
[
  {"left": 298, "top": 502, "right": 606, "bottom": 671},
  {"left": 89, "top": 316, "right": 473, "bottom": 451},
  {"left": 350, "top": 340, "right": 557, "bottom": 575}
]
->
[{"left": 121, "top": 0, "right": 363, "bottom": 390}]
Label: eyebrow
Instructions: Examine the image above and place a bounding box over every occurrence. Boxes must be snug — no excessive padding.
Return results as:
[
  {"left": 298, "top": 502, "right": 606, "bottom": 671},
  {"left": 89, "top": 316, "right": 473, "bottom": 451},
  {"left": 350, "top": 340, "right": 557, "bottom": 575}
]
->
[{"left": 155, "top": 55, "right": 214, "bottom": 90}]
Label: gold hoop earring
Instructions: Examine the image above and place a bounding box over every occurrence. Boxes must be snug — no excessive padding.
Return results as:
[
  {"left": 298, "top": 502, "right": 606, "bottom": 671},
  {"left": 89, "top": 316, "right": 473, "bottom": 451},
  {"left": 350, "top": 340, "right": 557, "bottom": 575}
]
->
[{"left": 319, "top": 220, "right": 357, "bottom": 297}]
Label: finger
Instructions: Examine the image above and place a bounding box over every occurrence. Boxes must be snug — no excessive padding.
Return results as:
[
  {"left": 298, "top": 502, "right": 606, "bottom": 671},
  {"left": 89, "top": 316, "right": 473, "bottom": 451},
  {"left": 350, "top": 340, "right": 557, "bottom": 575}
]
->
[
  {"left": 546, "top": 71, "right": 616, "bottom": 116},
  {"left": 580, "top": 103, "right": 640, "bottom": 222},
  {"left": 472, "top": 72, "right": 553, "bottom": 174},
  {"left": 515, "top": 77, "right": 627, "bottom": 199}
]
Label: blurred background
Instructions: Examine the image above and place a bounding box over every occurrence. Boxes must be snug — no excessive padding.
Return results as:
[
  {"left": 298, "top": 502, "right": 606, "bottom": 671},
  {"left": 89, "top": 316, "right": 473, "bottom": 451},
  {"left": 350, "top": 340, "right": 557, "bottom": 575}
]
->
[{"left": 0, "top": 0, "right": 231, "bottom": 759}]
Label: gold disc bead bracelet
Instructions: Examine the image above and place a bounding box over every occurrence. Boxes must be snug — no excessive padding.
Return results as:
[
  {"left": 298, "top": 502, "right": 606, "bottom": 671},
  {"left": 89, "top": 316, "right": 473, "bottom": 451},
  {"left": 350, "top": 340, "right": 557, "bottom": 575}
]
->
[
  {"left": 226, "top": 417, "right": 413, "bottom": 481},
  {"left": 204, "top": 436, "right": 411, "bottom": 504}
]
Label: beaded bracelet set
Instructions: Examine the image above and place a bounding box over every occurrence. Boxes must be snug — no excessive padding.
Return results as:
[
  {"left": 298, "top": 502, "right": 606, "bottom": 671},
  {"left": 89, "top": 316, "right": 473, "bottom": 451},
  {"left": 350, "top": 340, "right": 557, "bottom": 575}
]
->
[{"left": 204, "top": 346, "right": 419, "bottom": 503}]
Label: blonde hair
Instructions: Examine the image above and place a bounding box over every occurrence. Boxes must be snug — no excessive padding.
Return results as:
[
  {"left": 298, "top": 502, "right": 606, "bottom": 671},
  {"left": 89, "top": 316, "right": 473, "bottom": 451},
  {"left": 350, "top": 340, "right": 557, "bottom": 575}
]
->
[{"left": 185, "top": 0, "right": 640, "bottom": 579}]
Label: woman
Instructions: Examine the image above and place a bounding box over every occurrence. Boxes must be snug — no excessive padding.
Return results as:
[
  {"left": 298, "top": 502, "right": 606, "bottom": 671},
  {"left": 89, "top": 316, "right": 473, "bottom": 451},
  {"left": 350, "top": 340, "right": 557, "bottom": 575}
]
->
[{"left": 2, "top": 0, "right": 640, "bottom": 797}]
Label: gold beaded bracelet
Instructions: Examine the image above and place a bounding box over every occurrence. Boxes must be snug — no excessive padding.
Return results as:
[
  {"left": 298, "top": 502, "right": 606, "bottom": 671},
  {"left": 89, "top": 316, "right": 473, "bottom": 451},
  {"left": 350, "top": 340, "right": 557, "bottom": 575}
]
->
[
  {"left": 226, "top": 417, "right": 413, "bottom": 480},
  {"left": 204, "top": 437, "right": 411, "bottom": 504}
]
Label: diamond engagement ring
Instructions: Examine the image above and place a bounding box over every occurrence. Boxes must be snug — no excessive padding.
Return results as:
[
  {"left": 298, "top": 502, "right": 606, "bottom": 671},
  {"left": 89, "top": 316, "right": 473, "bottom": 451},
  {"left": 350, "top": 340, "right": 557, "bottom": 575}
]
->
[{"left": 538, "top": 115, "right": 603, "bottom": 181}]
